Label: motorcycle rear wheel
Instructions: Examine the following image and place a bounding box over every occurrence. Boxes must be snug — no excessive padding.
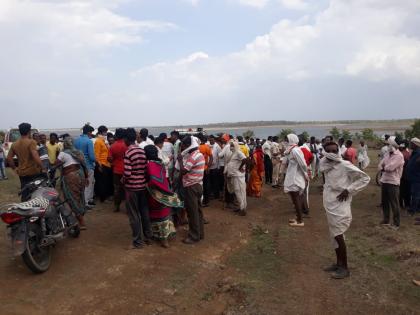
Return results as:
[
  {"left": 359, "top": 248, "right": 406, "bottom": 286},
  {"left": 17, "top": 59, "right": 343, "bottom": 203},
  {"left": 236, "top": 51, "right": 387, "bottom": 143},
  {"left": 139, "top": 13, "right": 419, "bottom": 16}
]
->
[{"left": 22, "top": 222, "right": 51, "bottom": 274}]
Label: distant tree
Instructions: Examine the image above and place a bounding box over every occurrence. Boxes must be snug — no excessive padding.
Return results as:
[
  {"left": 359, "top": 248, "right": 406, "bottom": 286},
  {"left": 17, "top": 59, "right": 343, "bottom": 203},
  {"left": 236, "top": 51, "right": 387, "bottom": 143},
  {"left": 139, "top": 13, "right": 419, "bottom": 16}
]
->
[
  {"left": 341, "top": 130, "right": 352, "bottom": 141},
  {"left": 354, "top": 132, "right": 361, "bottom": 140},
  {"left": 277, "top": 128, "right": 295, "bottom": 140},
  {"left": 242, "top": 130, "right": 255, "bottom": 139},
  {"left": 330, "top": 127, "right": 340, "bottom": 140},
  {"left": 405, "top": 119, "right": 420, "bottom": 139},
  {"left": 361, "top": 128, "right": 376, "bottom": 141},
  {"left": 394, "top": 131, "right": 404, "bottom": 143},
  {"left": 300, "top": 131, "right": 310, "bottom": 142}
]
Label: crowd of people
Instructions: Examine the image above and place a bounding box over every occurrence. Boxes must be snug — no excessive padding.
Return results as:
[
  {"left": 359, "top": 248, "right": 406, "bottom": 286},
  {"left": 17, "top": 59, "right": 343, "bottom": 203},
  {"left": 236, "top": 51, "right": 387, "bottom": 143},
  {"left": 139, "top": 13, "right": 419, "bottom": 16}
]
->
[{"left": 2, "top": 122, "right": 420, "bottom": 280}]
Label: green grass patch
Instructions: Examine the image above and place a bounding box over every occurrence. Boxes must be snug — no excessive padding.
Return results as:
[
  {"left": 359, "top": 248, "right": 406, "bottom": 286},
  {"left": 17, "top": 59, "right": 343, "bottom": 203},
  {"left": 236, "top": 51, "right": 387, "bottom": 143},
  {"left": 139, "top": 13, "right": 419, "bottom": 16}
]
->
[{"left": 227, "top": 226, "right": 283, "bottom": 287}]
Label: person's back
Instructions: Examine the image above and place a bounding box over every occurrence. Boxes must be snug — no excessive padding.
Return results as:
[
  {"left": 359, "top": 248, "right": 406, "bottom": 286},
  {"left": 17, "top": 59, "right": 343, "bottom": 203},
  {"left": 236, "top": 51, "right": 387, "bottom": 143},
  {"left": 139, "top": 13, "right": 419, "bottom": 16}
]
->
[
  {"left": 110, "top": 139, "right": 128, "bottom": 175},
  {"left": 75, "top": 134, "right": 95, "bottom": 170},
  {"left": 407, "top": 146, "right": 420, "bottom": 184},
  {"left": 10, "top": 137, "right": 41, "bottom": 177}
]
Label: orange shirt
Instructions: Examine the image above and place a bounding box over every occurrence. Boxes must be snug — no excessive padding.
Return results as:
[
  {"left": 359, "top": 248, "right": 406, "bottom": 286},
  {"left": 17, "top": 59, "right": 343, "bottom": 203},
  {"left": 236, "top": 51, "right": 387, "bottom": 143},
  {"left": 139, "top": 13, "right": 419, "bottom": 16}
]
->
[
  {"left": 199, "top": 144, "right": 212, "bottom": 170},
  {"left": 94, "top": 137, "right": 111, "bottom": 167}
]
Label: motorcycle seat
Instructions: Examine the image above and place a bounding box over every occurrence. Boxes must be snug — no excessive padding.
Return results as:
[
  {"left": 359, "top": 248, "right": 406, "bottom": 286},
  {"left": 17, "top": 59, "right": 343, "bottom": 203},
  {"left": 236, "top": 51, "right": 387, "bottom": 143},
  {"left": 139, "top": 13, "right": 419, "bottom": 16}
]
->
[{"left": 8, "top": 197, "right": 50, "bottom": 210}]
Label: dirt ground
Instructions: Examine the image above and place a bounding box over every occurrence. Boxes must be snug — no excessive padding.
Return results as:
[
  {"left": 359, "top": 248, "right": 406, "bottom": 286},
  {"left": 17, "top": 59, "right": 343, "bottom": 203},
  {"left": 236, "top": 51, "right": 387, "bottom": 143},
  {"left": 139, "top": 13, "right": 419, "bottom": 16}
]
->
[{"left": 0, "top": 152, "right": 419, "bottom": 315}]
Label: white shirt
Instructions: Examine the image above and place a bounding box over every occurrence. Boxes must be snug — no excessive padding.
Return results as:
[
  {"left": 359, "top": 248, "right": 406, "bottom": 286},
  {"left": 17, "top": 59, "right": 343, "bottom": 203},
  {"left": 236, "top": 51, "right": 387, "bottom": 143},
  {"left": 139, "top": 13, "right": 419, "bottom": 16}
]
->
[
  {"left": 226, "top": 150, "right": 246, "bottom": 177},
  {"left": 138, "top": 137, "right": 154, "bottom": 149},
  {"left": 58, "top": 151, "right": 79, "bottom": 168},
  {"left": 219, "top": 144, "right": 232, "bottom": 168},
  {"left": 284, "top": 147, "right": 308, "bottom": 193},
  {"left": 209, "top": 142, "right": 221, "bottom": 170}
]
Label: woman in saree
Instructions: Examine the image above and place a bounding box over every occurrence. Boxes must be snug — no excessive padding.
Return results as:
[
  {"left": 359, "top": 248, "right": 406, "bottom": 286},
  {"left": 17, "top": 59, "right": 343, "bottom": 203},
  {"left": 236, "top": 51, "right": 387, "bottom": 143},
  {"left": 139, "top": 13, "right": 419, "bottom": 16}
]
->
[
  {"left": 247, "top": 144, "right": 265, "bottom": 198},
  {"left": 144, "top": 145, "right": 183, "bottom": 248},
  {"left": 55, "top": 137, "right": 88, "bottom": 230}
]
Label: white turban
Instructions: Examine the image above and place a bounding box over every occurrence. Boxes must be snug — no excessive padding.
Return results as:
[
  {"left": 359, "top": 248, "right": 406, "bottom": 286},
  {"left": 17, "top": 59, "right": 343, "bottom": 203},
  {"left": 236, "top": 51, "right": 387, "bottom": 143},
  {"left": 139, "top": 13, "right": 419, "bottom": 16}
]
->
[
  {"left": 388, "top": 136, "right": 398, "bottom": 149},
  {"left": 411, "top": 137, "right": 420, "bottom": 147},
  {"left": 287, "top": 134, "right": 299, "bottom": 145}
]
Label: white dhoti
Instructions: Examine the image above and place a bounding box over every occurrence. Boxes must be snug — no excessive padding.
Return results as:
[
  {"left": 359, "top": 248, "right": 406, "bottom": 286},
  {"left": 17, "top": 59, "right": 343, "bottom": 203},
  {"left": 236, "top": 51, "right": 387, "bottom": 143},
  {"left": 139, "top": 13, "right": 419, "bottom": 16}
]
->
[
  {"left": 324, "top": 196, "right": 352, "bottom": 249},
  {"left": 227, "top": 176, "right": 247, "bottom": 211}
]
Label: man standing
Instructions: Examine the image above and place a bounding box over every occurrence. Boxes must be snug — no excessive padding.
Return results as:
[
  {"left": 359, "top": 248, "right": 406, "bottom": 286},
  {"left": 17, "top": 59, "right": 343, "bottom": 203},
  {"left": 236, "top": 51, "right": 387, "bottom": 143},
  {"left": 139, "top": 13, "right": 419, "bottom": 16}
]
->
[
  {"left": 378, "top": 136, "right": 405, "bottom": 228},
  {"left": 320, "top": 142, "right": 370, "bottom": 279},
  {"left": 178, "top": 136, "right": 205, "bottom": 244},
  {"left": 271, "top": 136, "right": 282, "bottom": 188},
  {"left": 123, "top": 128, "right": 152, "bottom": 249},
  {"left": 7, "top": 123, "right": 44, "bottom": 201},
  {"left": 407, "top": 138, "right": 420, "bottom": 221},
  {"left": 262, "top": 137, "right": 273, "bottom": 185},
  {"left": 225, "top": 141, "right": 248, "bottom": 216},
  {"left": 0, "top": 143, "right": 7, "bottom": 180},
  {"left": 208, "top": 135, "right": 221, "bottom": 200},
  {"left": 109, "top": 128, "right": 128, "bottom": 212},
  {"left": 309, "top": 136, "right": 319, "bottom": 178},
  {"left": 75, "top": 124, "right": 96, "bottom": 207},
  {"left": 343, "top": 140, "right": 357, "bottom": 165},
  {"left": 284, "top": 134, "right": 308, "bottom": 227},
  {"left": 46, "top": 133, "right": 60, "bottom": 166},
  {"left": 399, "top": 142, "right": 411, "bottom": 210},
  {"left": 198, "top": 134, "right": 213, "bottom": 207},
  {"left": 94, "top": 125, "right": 113, "bottom": 203},
  {"left": 33, "top": 133, "right": 50, "bottom": 171},
  {"left": 138, "top": 128, "right": 154, "bottom": 149}
]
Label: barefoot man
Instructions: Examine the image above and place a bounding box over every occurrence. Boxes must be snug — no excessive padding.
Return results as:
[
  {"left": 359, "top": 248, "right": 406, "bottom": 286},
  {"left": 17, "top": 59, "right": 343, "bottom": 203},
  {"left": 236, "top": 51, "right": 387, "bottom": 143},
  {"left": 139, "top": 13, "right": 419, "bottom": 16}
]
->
[{"left": 320, "top": 141, "right": 370, "bottom": 279}]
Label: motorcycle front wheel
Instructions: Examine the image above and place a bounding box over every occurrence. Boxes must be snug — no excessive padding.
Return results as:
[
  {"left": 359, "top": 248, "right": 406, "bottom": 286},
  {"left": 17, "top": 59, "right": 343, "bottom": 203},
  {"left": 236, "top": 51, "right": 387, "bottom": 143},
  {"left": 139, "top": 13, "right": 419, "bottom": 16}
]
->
[{"left": 22, "top": 222, "right": 51, "bottom": 274}]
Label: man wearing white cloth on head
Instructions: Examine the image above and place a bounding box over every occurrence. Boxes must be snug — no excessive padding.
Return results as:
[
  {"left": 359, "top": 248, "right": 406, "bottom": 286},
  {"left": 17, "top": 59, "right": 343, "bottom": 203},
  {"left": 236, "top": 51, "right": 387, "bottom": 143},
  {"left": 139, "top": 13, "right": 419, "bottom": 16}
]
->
[
  {"left": 283, "top": 134, "right": 308, "bottom": 227},
  {"left": 320, "top": 141, "right": 370, "bottom": 279}
]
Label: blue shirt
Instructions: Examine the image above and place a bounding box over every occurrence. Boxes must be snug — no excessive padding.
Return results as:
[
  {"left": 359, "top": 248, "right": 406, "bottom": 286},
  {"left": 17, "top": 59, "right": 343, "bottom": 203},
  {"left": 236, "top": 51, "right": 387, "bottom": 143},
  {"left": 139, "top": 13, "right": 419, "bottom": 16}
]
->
[
  {"left": 407, "top": 148, "right": 420, "bottom": 184},
  {"left": 74, "top": 135, "right": 96, "bottom": 170}
]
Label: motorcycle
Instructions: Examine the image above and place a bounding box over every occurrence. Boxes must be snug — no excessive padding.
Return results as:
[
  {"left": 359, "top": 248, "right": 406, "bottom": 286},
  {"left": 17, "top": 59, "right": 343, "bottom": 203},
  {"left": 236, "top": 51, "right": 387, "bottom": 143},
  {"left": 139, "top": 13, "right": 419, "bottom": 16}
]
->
[{"left": 0, "top": 168, "right": 80, "bottom": 273}]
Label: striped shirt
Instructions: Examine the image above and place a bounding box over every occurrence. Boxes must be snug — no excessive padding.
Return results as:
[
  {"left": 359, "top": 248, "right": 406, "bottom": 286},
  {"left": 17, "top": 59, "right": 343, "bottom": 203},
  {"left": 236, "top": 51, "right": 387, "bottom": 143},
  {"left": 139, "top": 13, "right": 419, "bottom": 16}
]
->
[
  {"left": 123, "top": 145, "right": 147, "bottom": 191},
  {"left": 182, "top": 150, "right": 205, "bottom": 187}
]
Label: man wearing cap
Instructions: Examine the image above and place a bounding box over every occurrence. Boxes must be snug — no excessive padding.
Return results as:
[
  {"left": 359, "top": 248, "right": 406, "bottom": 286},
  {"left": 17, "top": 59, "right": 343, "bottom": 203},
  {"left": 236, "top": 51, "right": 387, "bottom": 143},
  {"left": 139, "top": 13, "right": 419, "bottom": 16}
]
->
[
  {"left": 407, "top": 138, "right": 420, "bottom": 223},
  {"left": 378, "top": 136, "right": 405, "bottom": 229}
]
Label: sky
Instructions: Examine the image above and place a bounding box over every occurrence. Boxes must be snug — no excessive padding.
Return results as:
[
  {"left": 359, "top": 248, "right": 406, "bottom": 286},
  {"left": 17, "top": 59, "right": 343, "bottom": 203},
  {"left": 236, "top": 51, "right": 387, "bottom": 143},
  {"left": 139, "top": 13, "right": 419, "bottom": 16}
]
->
[{"left": 0, "top": 0, "right": 419, "bottom": 129}]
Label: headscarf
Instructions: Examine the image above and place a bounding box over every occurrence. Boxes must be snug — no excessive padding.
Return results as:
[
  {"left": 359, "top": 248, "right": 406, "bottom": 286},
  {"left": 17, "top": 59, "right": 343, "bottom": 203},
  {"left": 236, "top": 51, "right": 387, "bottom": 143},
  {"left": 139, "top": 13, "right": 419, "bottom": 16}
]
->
[
  {"left": 388, "top": 136, "right": 398, "bottom": 153},
  {"left": 285, "top": 134, "right": 299, "bottom": 155},
  {"left": 144, "top": 144, "right": 160, "bottom": 161},
  {"left": 181, "top": 136, "right": 199, "bottom": 156},
  {"left": 388, "top": 136, "right": 398, "bottom": 149},
  {"left": 222, "top": 134, "right": 230, "bottom": 143},
  {"left": 319, "top": 152, "right": 342, "bottom": 173},
  {"left": 63, "top": 137, "right": 87, "bottom": 172},
  {"left": 411, "top": 137, "right": 420, "bottom": 147}
]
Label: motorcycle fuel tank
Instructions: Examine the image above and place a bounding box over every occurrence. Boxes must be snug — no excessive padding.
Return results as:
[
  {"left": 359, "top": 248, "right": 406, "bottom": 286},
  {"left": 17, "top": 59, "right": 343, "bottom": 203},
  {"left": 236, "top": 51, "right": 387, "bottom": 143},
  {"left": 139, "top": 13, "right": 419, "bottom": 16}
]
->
[{"left": 32, "top": 187, "right": 60, "bottom": 202}]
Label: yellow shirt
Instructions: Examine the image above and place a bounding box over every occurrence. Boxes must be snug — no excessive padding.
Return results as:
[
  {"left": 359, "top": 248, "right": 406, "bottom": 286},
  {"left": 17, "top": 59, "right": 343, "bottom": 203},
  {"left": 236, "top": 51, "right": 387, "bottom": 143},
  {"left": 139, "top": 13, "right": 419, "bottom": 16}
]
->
[
  {"left": 46, "top": 142, "right": 61, "bottom": 164},
  {"left": 239, "top": 144, "right": 249, "bottom": 158},
  {"left": 94, "top": 137, "right": 111, "bottom": 167}
]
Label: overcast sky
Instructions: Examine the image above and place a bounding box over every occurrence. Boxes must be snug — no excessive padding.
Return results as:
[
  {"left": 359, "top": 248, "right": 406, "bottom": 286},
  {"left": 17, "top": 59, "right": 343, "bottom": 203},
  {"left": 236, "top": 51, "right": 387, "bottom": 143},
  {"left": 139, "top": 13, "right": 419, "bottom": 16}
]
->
[{"left": 0, "top": 0, "right": 419, "bottom": 129}]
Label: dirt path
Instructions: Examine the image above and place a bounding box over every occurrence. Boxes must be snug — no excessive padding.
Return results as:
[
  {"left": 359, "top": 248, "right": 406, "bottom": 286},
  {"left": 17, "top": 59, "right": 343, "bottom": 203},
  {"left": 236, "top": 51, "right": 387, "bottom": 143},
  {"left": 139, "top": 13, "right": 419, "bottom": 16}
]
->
[{"left": 0, "top": 166, "right": 419, "bottom": 315}]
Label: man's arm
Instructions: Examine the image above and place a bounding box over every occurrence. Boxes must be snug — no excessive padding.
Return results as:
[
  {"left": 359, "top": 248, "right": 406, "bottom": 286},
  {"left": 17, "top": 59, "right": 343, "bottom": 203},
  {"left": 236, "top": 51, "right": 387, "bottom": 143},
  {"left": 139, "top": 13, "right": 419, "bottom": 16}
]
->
[
  {"left": 89, "top": 140, "right": 96, "bottom": 163},
  {"left": 383, "top": 154, "right": 404, "bottom": 172}
]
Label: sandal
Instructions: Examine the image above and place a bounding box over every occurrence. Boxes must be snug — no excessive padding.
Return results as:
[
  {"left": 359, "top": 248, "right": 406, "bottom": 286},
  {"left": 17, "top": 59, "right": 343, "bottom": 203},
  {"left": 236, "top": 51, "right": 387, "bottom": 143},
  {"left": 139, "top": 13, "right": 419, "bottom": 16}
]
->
[{"left": 289, "top": 221, "right": 304, "bottom": 227}]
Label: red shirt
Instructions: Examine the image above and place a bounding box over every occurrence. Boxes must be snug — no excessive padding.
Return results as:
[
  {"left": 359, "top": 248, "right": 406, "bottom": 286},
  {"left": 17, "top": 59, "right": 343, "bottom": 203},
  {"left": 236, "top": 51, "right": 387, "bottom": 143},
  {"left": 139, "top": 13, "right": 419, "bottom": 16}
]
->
[
  {"left": 109, "top": 139, "right": 128, "bottom": 175},
  {"left": 344, "top": 147, "right": 357, "bottom": 164}
]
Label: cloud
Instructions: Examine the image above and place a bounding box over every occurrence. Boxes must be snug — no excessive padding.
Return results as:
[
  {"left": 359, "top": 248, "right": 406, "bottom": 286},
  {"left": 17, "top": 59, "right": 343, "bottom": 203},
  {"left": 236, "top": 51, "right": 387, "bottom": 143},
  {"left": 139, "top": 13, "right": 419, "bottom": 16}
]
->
[
  {"left": 278, "top": 0, "right": 308, "bottom": 10},
  {"left": 234, "top": 0, "right": 270, "bottom": 9},
  {"left": 122, "top": 0, "right": 420, "bottom": 125}
]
